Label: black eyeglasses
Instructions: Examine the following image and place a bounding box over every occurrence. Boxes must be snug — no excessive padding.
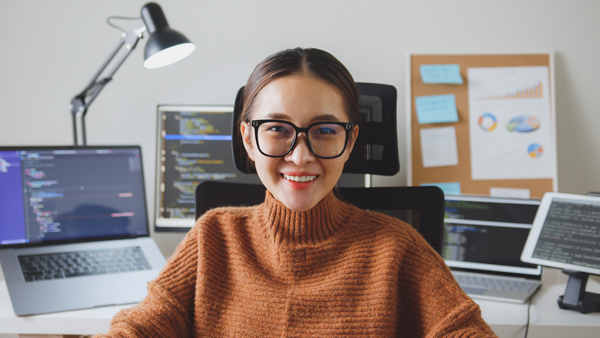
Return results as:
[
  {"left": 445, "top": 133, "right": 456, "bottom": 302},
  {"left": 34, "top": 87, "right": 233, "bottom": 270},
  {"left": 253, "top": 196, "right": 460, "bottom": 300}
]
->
[{"left": 249, "top": 119, "right": 354, "bottom": 159}]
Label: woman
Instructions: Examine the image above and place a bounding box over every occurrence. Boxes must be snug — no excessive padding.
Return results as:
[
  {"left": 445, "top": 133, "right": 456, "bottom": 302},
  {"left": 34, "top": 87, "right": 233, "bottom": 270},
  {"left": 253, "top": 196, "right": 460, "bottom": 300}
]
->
[{"left": 96, "top": 48, "right": 496, "bottom": 337}]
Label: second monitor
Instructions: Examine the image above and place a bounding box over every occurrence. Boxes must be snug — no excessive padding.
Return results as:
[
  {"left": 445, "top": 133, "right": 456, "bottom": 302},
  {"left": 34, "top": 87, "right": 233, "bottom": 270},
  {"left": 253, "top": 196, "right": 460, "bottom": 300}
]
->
[{"left": 155, "top": 105, "right": 260, "bottom": 231}]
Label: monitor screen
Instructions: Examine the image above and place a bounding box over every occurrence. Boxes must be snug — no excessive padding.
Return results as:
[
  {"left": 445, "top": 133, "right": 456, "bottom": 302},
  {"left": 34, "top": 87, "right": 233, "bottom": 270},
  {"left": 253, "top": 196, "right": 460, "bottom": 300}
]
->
[
  {"left": 154, "top": 105, "right": 261, "bottom": 231},
  {"left": 0, "top": 146, "right": 149, "bottom": 247},
  {"left": 522, "top": 192, "right": 600, "bottom": 276},
  {"left": 442, "top": 195, "right": 542, "bottom": 276}
]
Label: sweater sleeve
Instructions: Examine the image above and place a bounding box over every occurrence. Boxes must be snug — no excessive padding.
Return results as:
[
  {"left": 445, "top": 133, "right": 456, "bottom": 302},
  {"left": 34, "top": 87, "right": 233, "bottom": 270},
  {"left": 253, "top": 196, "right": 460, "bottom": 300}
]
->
[
  {"left": 395, "top": 224, "right": 498, "bottom": 338},
  {"left": 93, "top": 223, "right": 201, "bottom": 338}
]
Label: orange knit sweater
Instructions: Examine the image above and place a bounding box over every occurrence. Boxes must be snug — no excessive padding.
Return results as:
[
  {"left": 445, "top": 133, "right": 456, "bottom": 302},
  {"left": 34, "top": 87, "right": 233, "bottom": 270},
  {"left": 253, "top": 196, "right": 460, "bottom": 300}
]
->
[{"left": 95, "top": 191, "right": 497, "bottom": 337}]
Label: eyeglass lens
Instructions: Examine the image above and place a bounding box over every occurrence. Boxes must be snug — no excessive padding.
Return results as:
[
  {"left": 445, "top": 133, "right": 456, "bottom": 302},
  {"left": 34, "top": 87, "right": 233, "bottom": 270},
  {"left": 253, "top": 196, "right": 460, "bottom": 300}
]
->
[{"left": 256, "top": 121, "right": 348, "bottom": 158}]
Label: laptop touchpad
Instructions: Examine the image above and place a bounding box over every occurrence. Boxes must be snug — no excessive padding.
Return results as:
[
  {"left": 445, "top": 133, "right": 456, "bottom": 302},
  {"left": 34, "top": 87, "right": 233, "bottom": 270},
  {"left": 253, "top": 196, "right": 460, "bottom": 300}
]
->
[{"left": 56, "top": 274, "right": 141, "bottom": 308}]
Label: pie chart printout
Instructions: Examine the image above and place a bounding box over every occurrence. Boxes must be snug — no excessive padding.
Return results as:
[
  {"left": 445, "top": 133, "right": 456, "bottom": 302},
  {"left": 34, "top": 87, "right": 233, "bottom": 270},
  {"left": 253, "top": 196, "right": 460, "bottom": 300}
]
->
[
  {"left": 528, "top": 143, "right": 543, "bottom": 158},
  {"left": 506, "top": 116, "right": 540, "bottom": 133}
]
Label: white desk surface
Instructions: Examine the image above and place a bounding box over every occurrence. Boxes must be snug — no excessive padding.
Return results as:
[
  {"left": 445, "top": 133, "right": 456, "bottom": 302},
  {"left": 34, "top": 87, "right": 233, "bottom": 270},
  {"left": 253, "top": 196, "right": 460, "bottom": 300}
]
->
[{"left": 1, "top": 268, "right": 599, "bottom": 337}]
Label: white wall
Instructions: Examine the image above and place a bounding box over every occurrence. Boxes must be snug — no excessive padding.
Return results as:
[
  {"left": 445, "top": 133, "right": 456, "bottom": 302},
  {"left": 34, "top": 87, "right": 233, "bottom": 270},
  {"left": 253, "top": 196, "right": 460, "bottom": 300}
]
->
[{"left": 1, "top": 0, "right": 599, "bottom": 257}]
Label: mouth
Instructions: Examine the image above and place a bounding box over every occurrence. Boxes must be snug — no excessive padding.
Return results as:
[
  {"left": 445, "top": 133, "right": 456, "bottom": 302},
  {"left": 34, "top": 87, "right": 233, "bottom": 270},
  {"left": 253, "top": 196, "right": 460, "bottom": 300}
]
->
[{"left": 282, "top": 174, "right": 318, "bottom": 183}]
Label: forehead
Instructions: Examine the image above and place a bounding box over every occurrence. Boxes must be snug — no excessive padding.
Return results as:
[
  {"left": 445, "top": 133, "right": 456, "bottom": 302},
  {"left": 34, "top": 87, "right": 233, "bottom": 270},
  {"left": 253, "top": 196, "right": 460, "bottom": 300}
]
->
[{"left": 250, "top": 74, "right": 348, "bottom": 123}]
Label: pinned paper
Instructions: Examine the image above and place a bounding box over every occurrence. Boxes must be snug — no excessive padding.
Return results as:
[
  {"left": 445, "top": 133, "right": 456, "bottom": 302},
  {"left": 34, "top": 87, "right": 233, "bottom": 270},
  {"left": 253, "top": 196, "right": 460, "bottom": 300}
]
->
[
  {"left": 420, "top": 126, "right": 459, "bottom": 168},
  {"left": 415, "top": 94, "right": 459, "bottom": 124},
  {"left": 490, "top": 187, "right": 531, "bottom": 199},
  {"left": 420, "top": 64, "right": 463, "bottom": 84},
  {"left": 422, "top": 182, "right": 461, "bottom": 195},
  {"left": 468, "top": 66, "right": 554, "bottom": 180}
]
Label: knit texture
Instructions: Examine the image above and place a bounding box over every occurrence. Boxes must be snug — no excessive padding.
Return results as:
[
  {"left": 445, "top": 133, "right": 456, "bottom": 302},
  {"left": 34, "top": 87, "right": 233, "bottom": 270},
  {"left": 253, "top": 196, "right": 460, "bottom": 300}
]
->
[{"left": 95, "top": 191, "right": 497, "bottom": 337}]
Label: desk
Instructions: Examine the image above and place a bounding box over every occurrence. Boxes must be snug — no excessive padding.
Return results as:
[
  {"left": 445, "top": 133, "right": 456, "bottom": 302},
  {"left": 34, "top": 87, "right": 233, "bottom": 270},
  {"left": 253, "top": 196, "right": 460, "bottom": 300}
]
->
[
  {"left": 476, "top": 268, "right": 600, "bottom": 337},
  {"left": 1, "top": 268, "right": 599, "bottom": 338}
]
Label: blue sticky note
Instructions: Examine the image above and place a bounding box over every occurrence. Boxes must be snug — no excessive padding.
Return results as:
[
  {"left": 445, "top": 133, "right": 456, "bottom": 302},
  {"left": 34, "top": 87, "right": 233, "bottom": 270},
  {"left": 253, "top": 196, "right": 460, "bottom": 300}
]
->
[
  {"left": 420, "top": 64, "right": 463, "bottom": 84},
  {"left": 415, "top": 94, "right": 459, "bottom": 124},
  {"left": 422, "top": 182, "right": 461, "bottom": 195}
]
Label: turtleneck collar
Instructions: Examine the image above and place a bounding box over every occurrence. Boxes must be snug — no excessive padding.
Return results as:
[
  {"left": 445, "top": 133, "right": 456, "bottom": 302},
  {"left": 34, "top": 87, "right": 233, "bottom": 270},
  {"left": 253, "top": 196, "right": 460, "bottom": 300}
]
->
[{"left": 256, "top": 190, "right": 352, "bottom": 247}]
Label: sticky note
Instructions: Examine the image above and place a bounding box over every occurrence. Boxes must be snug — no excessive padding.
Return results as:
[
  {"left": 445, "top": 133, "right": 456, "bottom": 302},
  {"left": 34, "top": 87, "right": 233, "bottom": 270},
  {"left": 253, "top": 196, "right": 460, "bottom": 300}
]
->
[
  {"left": 419, "top": 126, "right": 459, "bottom": 168},
  {"left": 415, "top": 94, "right": 459, "bottom": 124},
  {"left": 422, "top": 182, "right": 461, "bottom": 195},
  {"left": 420, "top": 64, "right": 463, "bottom": 84}
]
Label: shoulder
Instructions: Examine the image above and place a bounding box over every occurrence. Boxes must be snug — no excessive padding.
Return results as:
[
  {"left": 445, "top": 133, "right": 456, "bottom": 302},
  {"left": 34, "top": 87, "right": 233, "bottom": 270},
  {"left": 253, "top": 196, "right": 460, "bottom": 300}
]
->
[
  {"left": 346, "top": 205, "right": 425, "bottom": 245},
  {"left": 344, "top": 203, "right": 446, "bottom": 265},
  {"left": 348, "top": 206, "right": 458, "bottom": 283}
]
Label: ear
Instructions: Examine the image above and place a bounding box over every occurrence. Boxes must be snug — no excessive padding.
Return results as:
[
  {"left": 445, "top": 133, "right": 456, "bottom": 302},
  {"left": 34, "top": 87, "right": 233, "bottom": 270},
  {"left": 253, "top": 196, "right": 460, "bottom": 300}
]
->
[
  {"left": 344, "top": 125, "right": 359, "bottom": 161},
  {"left": 240, "top": 122, "right": 256, "bottom": 162}
]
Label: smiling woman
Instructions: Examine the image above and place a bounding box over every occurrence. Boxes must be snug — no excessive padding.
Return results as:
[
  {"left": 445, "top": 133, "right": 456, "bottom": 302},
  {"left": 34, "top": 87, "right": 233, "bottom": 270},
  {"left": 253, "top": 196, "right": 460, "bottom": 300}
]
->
[{"left": 95, "top": 48, "right": 498, "bottom": 338}]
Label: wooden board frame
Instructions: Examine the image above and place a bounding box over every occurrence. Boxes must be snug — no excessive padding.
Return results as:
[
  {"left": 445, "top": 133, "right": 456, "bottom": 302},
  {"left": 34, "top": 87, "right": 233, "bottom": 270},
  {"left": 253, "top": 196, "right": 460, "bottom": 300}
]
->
[{"left": 407, "top": 53, "right": 557, "bottom": 198}]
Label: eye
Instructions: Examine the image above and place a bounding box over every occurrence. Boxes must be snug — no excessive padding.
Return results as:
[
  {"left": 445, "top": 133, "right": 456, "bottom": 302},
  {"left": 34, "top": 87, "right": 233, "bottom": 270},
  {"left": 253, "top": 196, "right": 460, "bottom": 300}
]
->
[
  {"left": 259, "top": 122, "right": 294, "bottom": 138},
  {"left": 266, "top": 125, "right": 289, "bottom": 133},
  {"left": 314, "top": 127, "right": 337, "bottom": 135},
  {"left": 312, "top": 124, "right": 343, "bottom": 136}
]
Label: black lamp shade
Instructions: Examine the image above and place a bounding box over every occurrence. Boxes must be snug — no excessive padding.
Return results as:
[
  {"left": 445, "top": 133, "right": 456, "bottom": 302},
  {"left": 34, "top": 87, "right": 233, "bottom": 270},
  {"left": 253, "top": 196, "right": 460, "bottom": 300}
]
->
[{"left": 141, "top": 2, "right": 195, "bottom": 69}]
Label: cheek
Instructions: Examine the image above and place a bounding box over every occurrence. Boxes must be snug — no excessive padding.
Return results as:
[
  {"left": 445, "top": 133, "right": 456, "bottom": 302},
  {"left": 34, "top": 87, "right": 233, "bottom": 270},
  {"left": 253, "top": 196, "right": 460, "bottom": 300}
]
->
[
  {"left": 253, "top": 157, "right": 281, "bottom": 183},
  {"left": 323, "top": 158, "right": 346, "bottom": 178}
]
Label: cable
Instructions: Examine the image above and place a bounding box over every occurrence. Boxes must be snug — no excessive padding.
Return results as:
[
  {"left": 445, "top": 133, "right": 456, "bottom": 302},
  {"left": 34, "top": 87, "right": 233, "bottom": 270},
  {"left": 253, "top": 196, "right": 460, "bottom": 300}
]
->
[
  {"left": 523, "top": 296, "right": 533, "bottom": 338},
  {"left": 106, "top": 16, "right": 141, "bottom": 33}
]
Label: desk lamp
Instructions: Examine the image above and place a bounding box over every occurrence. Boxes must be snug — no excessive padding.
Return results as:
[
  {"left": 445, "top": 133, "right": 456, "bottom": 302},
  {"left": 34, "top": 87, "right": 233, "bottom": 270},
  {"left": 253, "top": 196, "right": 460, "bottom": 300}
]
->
[{"left": 70, "top": 2, "right": 195, "bottom": 145}]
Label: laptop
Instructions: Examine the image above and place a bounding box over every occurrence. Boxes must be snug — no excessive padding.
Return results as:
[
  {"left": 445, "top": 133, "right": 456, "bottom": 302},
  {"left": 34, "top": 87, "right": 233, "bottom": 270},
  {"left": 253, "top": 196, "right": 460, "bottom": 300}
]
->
[
  {"left": 0, "top": 145, "right": 166, "bottom": 316},
  {"left": 442, "top": 194, "right": 543, "bottom": 303}
]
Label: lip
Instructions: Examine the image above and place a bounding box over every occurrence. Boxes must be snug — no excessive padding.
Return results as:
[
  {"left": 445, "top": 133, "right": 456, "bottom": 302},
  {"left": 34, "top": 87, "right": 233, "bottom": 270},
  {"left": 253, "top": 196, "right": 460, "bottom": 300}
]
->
[{"left": 281, "top": 172, "right": 319, "bottom": 189}]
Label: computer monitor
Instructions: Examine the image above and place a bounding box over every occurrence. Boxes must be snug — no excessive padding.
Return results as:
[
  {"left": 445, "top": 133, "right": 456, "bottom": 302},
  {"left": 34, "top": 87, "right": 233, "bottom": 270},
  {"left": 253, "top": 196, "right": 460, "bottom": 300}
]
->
[{"left": 154, "top": 105, "right": 261, "bottom": 231}]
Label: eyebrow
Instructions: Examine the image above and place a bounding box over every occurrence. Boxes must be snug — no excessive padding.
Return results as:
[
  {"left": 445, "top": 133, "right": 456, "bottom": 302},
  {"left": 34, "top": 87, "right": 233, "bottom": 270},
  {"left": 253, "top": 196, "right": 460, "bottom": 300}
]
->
[{"left": 263, "top": 112, "right": 342, "bottom": 123}]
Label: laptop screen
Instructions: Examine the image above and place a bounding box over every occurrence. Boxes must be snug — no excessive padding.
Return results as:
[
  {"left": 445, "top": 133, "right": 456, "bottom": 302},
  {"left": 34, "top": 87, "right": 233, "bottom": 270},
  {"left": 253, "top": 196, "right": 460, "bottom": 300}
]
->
[
  {"left": 442, "top": 195, "right": 542, "bottom": 277},
  {"left": 0, "top": 146, "right": 149, "bottom": 247}
]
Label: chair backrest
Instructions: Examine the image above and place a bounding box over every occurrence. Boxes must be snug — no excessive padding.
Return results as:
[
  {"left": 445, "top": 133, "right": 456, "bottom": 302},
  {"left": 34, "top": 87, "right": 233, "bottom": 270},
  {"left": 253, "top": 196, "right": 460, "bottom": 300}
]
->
[
  {"left": 195, "top": 82, "right": 445, "bottom": 254},
  {"left": 232, "top": 83, "right": 400, "bottom": 176},
  {"left": 195, "top": 181, "right": 445, "bottom": 253}
]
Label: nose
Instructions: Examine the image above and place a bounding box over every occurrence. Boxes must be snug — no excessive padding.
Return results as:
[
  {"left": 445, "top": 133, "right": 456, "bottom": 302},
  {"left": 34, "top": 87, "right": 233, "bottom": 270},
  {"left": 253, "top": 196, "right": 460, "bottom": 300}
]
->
[{"left": 285, "top": 134, "right": 316, "bottom": 166}]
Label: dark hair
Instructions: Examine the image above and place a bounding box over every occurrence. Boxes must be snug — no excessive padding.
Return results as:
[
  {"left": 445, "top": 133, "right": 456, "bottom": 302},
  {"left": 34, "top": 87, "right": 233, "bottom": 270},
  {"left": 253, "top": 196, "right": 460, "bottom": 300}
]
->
[{"left": 238, "top": 47, "right": 359, "bottom": 125}]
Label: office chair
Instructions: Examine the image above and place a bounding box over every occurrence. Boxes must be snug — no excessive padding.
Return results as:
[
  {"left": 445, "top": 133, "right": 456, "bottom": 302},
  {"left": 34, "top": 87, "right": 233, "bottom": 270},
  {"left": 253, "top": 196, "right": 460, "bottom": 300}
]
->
[{"left": 195, "top": 83, "right": 445, "bottom": 253}]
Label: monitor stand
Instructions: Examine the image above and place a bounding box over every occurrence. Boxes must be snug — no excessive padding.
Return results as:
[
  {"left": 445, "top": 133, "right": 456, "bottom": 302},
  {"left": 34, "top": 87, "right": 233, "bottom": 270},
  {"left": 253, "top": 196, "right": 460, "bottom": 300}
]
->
[{"left": 557, "top": 270, "right": 600, "bottom": 314}]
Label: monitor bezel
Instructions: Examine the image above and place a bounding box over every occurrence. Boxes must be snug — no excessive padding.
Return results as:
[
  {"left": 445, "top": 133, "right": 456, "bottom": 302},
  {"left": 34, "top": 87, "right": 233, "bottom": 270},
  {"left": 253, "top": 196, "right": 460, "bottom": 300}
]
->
[{"left": 521, "top": 192, "right": 600, "bottom": 276}]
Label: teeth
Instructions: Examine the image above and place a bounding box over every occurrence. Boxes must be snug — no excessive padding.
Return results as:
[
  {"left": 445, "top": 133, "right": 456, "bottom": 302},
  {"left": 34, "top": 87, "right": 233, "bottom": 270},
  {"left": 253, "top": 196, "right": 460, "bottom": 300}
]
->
[{"left": 283, "top": 174, "right": 317, "bottom": 182}]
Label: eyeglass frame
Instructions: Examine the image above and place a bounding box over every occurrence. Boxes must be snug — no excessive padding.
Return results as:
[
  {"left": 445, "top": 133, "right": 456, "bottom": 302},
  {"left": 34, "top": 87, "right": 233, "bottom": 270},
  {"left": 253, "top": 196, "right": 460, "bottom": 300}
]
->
[{"left": 248, "top": 119, "right": 355, "bottom": 159}]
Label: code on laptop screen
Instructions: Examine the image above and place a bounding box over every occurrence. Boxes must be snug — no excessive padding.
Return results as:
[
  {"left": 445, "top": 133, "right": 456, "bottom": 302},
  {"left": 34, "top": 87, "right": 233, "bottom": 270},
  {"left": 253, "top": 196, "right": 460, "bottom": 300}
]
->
[{"left": 0, "top": 147, "right": 149, "bottom": 246}]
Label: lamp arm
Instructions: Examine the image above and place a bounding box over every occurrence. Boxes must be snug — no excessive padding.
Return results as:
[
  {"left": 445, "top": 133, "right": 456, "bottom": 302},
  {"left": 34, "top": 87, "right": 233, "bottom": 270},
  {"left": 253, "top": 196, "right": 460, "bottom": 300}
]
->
[{"left": 70, "top": 28, "right": 144, "bottom": 145}]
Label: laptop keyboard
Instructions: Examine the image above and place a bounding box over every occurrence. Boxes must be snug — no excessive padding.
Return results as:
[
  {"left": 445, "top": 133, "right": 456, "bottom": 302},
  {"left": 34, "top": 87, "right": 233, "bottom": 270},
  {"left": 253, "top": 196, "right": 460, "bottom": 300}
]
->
[
  {"left": 452, "top": 272, "right": 538, "bottom": 294},
  {"left": 18, "top": 246, "right": 152, "bottom": 282}
]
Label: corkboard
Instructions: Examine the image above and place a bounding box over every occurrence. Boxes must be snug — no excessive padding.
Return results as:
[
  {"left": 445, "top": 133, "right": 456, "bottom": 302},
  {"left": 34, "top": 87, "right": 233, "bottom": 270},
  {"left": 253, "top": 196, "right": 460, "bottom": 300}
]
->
[{"left": 408, "top": 53, "right": 556, "bottom": 198}]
